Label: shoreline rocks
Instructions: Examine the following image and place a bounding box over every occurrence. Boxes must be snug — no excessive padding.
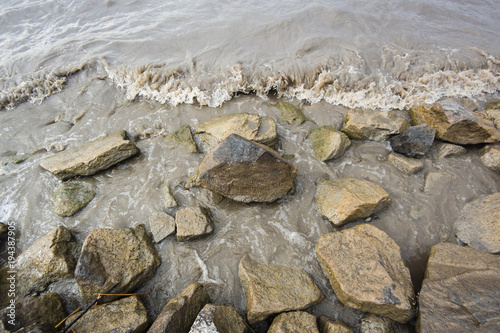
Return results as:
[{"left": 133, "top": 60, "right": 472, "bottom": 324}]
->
[
  {"left": 387, "top": 152, "right": 424, "bottom": 175},
  {"left": 480, "top": 143, "right": 500, "bottom": 172},
  {"left": 175, "top": 206, "right": 214, "bottom": 241},
  {"left": 341, "top": 109, "right": 410, "bottom": 141},
  {"left": 309, "top": 126, "right": 351, "bottom": 161},
  {"left": 189, "top": 304, "right": 250, "bottom": 333},
  {"left": 268, "top": 311, "right": 319, "bottom": 333},
  {"left": 51, "top": 181, "right": 95, "bottom": 217},
  {"left": 389, "top": 124, "right": 435, "bottom": 158}
]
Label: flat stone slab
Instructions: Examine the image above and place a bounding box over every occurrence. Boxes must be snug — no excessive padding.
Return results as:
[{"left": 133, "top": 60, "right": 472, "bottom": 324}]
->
[
  {"left": 435, "top": 142, "right": 466, "bottom": 159},
  {"left": 149, "top": 211, "right": 176, "bottom": 243},
  {"left": 341, "top": 108, "right": 410, "bottom": 141},
  {"left": 387, "top": 153, "right": 423, "bottom": 175},
  {"left": 40, "top": 130, "right": 139, "bottom": 179},
  {"left": 51, "top": 181, "right": 95, "bottom": 216}
]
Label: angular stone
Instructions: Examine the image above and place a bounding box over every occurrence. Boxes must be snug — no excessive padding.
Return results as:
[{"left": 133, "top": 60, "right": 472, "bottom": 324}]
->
[
  {"left": 74, "top": 224, "right": 160, "bottom": 303},
  {"left": 315, "top": 177, "right": 392, "bottom": 227},
  {"left": 455, "top": 193, "right": 500, "bottom": 253},
  {"left": 161, "top": 182, "right": 178, "bottom": 208},
  {"left": 165, "top": 125, "right": 199, "bottom": 153},
  {"left": 316, "top": 224, "right": 415, "bottom": 323},
  {"left": 175, "top": 206, "right": 214, "bottom": 242},
  {"left": 318, "top": 316, "right": 353, "bottom": 333},
  {"left": 197, "top": 134, "right": 298, "bottom": 203},
  {"left": 409, "top": 102, "right": 500, "bottom": 145},
  {"left": 387, "top": 153, "right": 424, "bottom": 175},
  {"left": 480, "top": 143, "right": 500, "bottom": 172},
  {"left": 50, "top": 181, "right": 95, "bottom": 217},
  {"left": 275, "top": 102, "right": 308, "bottom": 125},
  {"left": 189, "top": 304, "right": 250, "bottom": 333},
  {"left": 148, "top": 282, "right": 210, "bottom": 333},
  {"left": 238, "top": 254, "right": 324, "bottom": 325},
  {"left": 194, "top": 113, "right": 277, "bottom": 149},
  {"left": 268, "top": 311, "right": 319, "bottom": 333},
  {"left": 309, "top": 126, "right": 351, "bottom": 161},
  {"left": 360, "top": 314, "right": 410, "bottom": 333},
  {"left": 423, "top": 171, "right": 456, "bottom": 193},
  {"left": 484, "top": 108, "right": 500, "bottom": 130},
  {"left": 40, "top": 130, "right": 140, "bottom": 180},
  {"left": 341, "top": 109, "right": 410, "bottom": 141},
  {"left": 149, "top": 211, "right": 176, "bottom": 243},
  {"left": 68, "top": 296, "right": 148, "bottom": 333},
  {"left": 0, "top": 223, "right": 6, "bottom": 234},
  {"left": 389, "top": 125, "right": 435, "bottom": 158},
  {"left": 417, "top": 243, "right": 500, "bottom": 332},
  {"left": 435, "top": 142, "right": 466, "bottom": 159}
]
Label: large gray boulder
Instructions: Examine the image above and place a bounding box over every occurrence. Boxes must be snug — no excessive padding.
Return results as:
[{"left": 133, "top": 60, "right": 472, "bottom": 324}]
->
[
  {"left": 267, "top": 311, "right": 319, "bottom": 333},
  {"left": 50, "top": 181, "right": 95, "bottom": 217},
  {"left": 189, "top": 304, "right": 251, "bottom": 333},
  {"left": 40, "top": 130, "right": 140, "bottom": 179},
  {"left": 341, "top": 109, "right": 410, "bottom": 141}
]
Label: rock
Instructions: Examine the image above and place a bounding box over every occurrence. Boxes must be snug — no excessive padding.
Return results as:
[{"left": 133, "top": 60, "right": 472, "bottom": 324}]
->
[
  {"left": 165, "top": 125, "right": 199, "bottom": 153},
  {"left": 0, "top": 293, "right": 66, "bottom": 332},
  {"left": 40, "top": 130, "right": 139, "bottom": 180},
  {"left": 360, "top": 314, "right": 410, "bottom": 333},
  {"left": 149, "top": 211, "right": 176, "bottom": 243},
  {"left": 417, "top": 243, "right": 500, "bottom": 332},
  {"left": 275, "top": 102, "right": 308, "bottom": 125},
  {"left": 68, "top": 296, "right": 148, "bottom": 333},
  {"left": 341, "top": 109, "right": 410, "bottom": 141},
  {"left": 318, "top": 316, "right": 353, "bottom": 333},
  {"left": 435, "top": 142, "right": 466, "bottom": 159},
  {"left": 309, "top": 126, "right": 351, "bottom": 161},
  {"left": 148, "top": 282, "right": 210, "bottom": 333},
  {"left": 161, "top": 182, "right": 178, "bottom": 208},
  {"left": 50, "top": 181, "right": 95, "bottom": 217},
  {"left": 74, "top": 224, "right": 160, "bottom": 303},
  {"left": 197, "top": 134, "right": 298, "bottom": 203},
  {"left": 0, "top": 226, "right": 76, "bottom": 306},
  {"left": 486, "top": 100, "right": 500, "bottom": 110},
  {"left": 194, "top": 113, "right": 277, "bottom": 149},
  {"left": 3, "top": 153, "right": 33, "bottom": 166},
  {"left": 389, "top": 125, "right": 435, "bottom": 158},
  {"left": 0, "top": 223, "right": 6, "bottom": 234},
  {"left": 480, "top": 143, "right": 500, "bottom": 172},
  {"left": 316, "top": 224, "right": 415, "bottom": 323},
  {"left": 315, "top": 177, "right": 392, "bottom": 227},
  {"left": 175, "top": 206, "right": 214, "bottom": 241},
  {"left": 455, "top": 193, "right": 500, "bottom": 253},
  {"left": 267, "top": 311, "right": 319, "bottom": 333},
  {"left": 484, "top": 108, "right": 500, "bottom": 130},
  {"left": 189, "top": 304, "right": 250, "bottom": 333},
  {"left": 423, "top": 171, "right": 456, "bottom": 193},
  {"left": 409, "top": 102, "right": 500, "bottom": 145},
  {"left": 238, "top": 254, "right": 324, "bottom": 325},
  {"left": 387, "top": 153, "right": 424, "bottom": 175}
]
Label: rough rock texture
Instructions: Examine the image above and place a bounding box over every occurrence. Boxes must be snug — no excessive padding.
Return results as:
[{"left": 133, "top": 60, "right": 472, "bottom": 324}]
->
[
  {"left": 0, "top": 293, "right": 66, "bottom": 332},
  {"left": 194, "top": 113, "right": 277, "bottom": 149},
  {"left": 455, "top": 193, "right": 500, "bottom": 253},
  {"left": 423, "top": 171, "right": 456, "bottom": 193},
  {"left": 389, "top": 125, "right": 435, "bottom": 158},
  {"left": 417, "top": 243, "right": 500, "bottom": 332},
  {"left": 161, "top": 182, "right": 178, "bottom": 208},
  {"left": 360, "top": 314, "right": 410, "bottom": 333},
  {"left": 68, "top": 296, "right": 148, "bottom": 333},
  {"left": 309, "top": 126, "right": 351, "bottom": 161},
  {"left": 74, "top": 224, "right": 160, "bottom": 303},
  {"left": 238, "top": 254, "right": 324, "bottom": 325},
  {"left": 197, "top": 134, "right": 298, "bottom": 203},
  {"left": 50, "top": 181, "right": 95, "bottom": 217},
  {"left": 435, "top": 142, "right": 466, "bottom": 159},
  {"left": 275, "top": 102, "right": 308, "bottom": 125},
  {"left": 480, "top": 143, "right": 500, "bottom": 172},
  {"left": 0, "top": 226, "right": 76, "bottom": 306},
  {"left": 175, "top": 206, "right": 214, "bottom": 241},
  {"left": 149, "top": 211, "right": 176, "bottom": 243},
  {"left": 387, "top": 153, "right": 424, "bottom": 175},
  {"left": 315, "top": 177, "right": 392, "bottom": 226},
  {"left": 409, "top": 102, "right": 500, "bottom": 145},
  {"left": 165, "top": 125, "right": 200, "bottom": 153},
  {"left": 267, "top": 311, "right": 319, "bottom": 333},
  {"left": 318, "top": 316, "right": 353, "bottom": 333},
  {"left": 0, "top": 223, "right": 6, "bottom": 234},
  {"left": 316, "top": 224, "right": 415, "bottom": 323},
  {"left": 40, "top": 130, "right": 140, "bottom": 179},
  {"left": 189, "top": 304, "right": 250, "bottom": 333},
  {"left": 341, "top": 109, "right": 410, "bottom": 141},
  {"left": 148, "top": 283, "right": 210, "bottom": 333}
]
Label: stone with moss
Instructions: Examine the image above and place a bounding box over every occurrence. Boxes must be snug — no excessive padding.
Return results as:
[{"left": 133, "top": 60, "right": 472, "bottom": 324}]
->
[
  {"left": 275, "top": 102, "right": 309, "bottom": 125},
  {"left": 309, "top": 126, "right": 351, "bottom": 161},
  {"left": 165, "top": 125, "right": 200, "bottom": 153},
  {"left": 51, "top": 181, "right": 95, "bottom": 217},
  {"left": 3, "top": 153, "right": 33, "bottom": 166}
]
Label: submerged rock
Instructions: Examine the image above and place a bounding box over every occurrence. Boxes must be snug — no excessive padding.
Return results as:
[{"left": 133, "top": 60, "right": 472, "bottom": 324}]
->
[
  {"left": 2, "top": 153, "right": 33, "bottom": 166},
  {"left": 149, "top": 211, "right": 176, "bottom": 243},
  {"left": 480, "top": 143, "right": 500, "bottom": 172},
  {"left": 197, "top": 134, "right": 298, "bottom": 203},
  {"left": 275, "top": 101, "right": 308, "bottom": 125},
  {"left": 74, "top": 224, "right": 160, "bottom": 303},
  {"left": 316, "top": 224, "right": 415, "bottom": 323},
  {"left": 341, "top": 109, "right": 410, "bottom": 141},
  {"left": 315, "top": 177, "right": 392, "bottom": 226},
  {"left": 175, "top": 206, "right": 214, "bottom": 241},
  {"left": 161, "top": 182, "right": 178, "bottom": 208},
  {"left": 389, "top": 124, "right": 435, "bottom": 158},
  {"left": 50, "top": 181, "right": 95, "bottom": 217},
  {"left": 360, "top": 314, "right": 410, "bottom": 333},
  {"left": 189, "top": 304, "right": 250, "bottom": 333},
  {"left": 423, "top": 171, "right": 456, "bottom": 193},
  {"left": 148, "top": 282, "right": 210, "bottom": 333},
  {"left": 40, "top": 130, "right": 140, "bottom": 180},
  {"left": 417, "top": 243, "right": 500, "bottom": 332},
  {"left": 387, "top": 152, "right": 424, "bottom": 175},
  {"left": 309, "top": 126, "right": 351, "bottom": 161},
  {"left": 268, "top": 311, "right": 319, "bottom": 333},
  {"left": 435, "top": 142, "right": 466, "bottom": 159},
  {"left": 455, "top": 193, "right": 500, "bottom": 253},
  {"left": 318, "top": 316, "right": 353, "bottom": 333},
  {"left": 165, "top": 125, "right": 200, "bottom": 153},
  {"left": 238, "top": 254, "right": 324, "bottom": 325}
]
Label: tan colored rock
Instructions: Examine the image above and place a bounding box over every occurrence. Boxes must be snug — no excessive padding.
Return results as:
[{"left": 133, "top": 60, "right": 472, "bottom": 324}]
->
[
  {"left": 189, "top": 304, "right": 250, "bottom": 333},
  {"left": 175, "top": 206, "right": 214, "bottom": 241},
  {"left": 51, "top": 181, "right": 95, "bottom": 217},
  {"left": 341, "top": 109, "right": 410, "bottom": 141},
  {"left": 165, "top": 125, "right": 199, "bottom": 153},
  {"left": 149, "top": 211, "right": 176, "bottom": 243},
  {"left": 360, "top": 314, "right": 410, "bottom": 333},
  {"left": 309, "top": 126, "right": 351, "bottom": 161},
  {"left": 455, "top": 193, "right": 500, "bottom": 253},
  {"left": 435, "top": 142, "right": 466, "bottom": 159},
  {"left": 148, "top": 282, "right": 210, "bottom": 333},
  {"left": 318, "top": 316, "right": 353, "bottom": 333},
  {"left": 275, "top": 102, "right": 309, "bottom": 125},
  {"left": 40, "top": 130, "right": 140, "bottom": 180},
  {"left": 423, "top": 171, "right": 456, "bottom": 193},
  {"left": 316, "top": 224, "right": 415, "bottom": 323},
  {"left": 0, "top": 223, "right": 6, "bottom": 234},
  {"left": 480, "top": 143, "right": 500, "bottom": 172},
  {"left": 268, "top": 311, "right": 319, "bottom": 333},
  {"left": 161, "top": 182, "right": 178, "bottom": 208},
  {"left": 315, "top": 177, "right": 392, "bottom": 226},
  {"left": 417, "top": 243, "right": 500, "bottom": 332},
  {"left": 484, "top": 108, "right": 500, "bottom": 130},
  {"left": 238, "top": 254, "right": 324, "bottom": 325},
  {"left": 387, "top": 152, "right": 423, "bottom": 175}
]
